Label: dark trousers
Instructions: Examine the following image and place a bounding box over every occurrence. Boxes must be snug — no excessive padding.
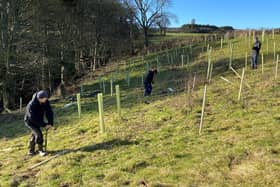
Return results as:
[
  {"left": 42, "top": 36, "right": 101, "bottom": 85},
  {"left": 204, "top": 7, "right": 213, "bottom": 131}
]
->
[
  {"left": 252, "top": 51, "right": 259, "bottom": 69},
  {"left": 144, "top": 83, "right": 152, "bottom": 96},
  {"left": 25, "top": 121, "right": 44, "bottom": 151}
]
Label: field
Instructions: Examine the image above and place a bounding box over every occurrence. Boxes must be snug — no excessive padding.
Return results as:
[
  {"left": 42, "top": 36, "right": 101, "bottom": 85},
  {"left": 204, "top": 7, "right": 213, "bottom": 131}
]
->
[{"left": 0, "top": 32, "right": 279, "bottom": 187}]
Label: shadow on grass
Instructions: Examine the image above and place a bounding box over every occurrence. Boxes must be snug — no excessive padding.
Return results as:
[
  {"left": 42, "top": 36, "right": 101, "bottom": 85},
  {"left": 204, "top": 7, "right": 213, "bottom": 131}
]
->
[{"left": 48, "top": 138, "right": 139, "bottom": 155}]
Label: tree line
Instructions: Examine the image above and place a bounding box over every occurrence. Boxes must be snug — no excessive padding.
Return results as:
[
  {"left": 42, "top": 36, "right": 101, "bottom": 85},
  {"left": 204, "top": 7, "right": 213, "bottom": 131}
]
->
[{"left": 0, "top": 0, "right": 172, "bottom": 111}]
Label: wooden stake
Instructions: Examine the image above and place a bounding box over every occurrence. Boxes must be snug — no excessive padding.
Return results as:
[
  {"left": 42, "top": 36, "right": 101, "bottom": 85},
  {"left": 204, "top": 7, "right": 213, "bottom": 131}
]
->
[
  {"left": 29, "top": 150, "right": 69, "bottom": 170},
  {"left": 99, "top": 77, "right": 102, "bottom": 90},
  {"left": 275, "top": 55, "right": 279, "bottom": 79},
  {"left": 245, "top": 52, "right": 248, "bottom": 69},
  {"left": 102, "top": 80, "right": 106, "bottom": 94},
  {"left": 238, "top": 68, "right": 245, "bottom": 101},
  {"left": 199, "top": 85, "right": 207, "bottom": 135},
  {"left": 266, "top": 39, "right": 269, "bottom": 55},
  {"left": 207, "top": 48, "right": 212, "bottom": 80},
  {"left": 126, "top": 71, "right": 130, "bottom": 87},
  {"left": 229, "top": 43, "right": 233, "bottom": 68},
  {"left": 157, "top": 56, "right": 160, "bottom": 73},
  {"left": 181, "top": 55, "right": 184, "bottom": 67},
  {"left": 274, "top": 41, "right": 276, "bottom": 62},
  {"left": 187, "top": 81, "right": 192, "bottom": 112},
  {"left": 230, "top": 67, "right": 251, "bottom": 89},
  {"left": 77, "top": 93, "right": 81, "bottom": 119},
  {"left": 209, "top": 63, "right": 213, "bottom": 83},
  {"left": 80, "top": 85, "right": 84, "bottom": 97},
  {"left": 98, "top": 93, "right": 105, "bottom": 133},
  {"left": 220, "top": 76, "right": 234, "bottom": 85},
  {"left": 261, "top": 53, "right": 264, "bottom": 74},
  {"left": 192, "top": 72, "right": 196, "bottom": 91},
  {"left": 110, "top": 78, "right": 113, "bottom": 96},
  {"left": 115, "top": 85, "right": 121, "bottom": 118}
]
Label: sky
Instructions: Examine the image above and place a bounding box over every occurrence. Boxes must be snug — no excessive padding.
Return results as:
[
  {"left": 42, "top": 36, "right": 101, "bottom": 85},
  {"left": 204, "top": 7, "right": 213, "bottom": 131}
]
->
[{"left": 169, "top": 0, "right": 280, "bottom": 29}]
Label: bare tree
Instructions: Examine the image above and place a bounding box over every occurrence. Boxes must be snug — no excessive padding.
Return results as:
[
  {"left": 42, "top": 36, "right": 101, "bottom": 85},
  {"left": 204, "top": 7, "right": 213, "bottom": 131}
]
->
[
  {"left": 124, "top": 0, "right": 171, "bottom": 48},
  {"left": 156, "top": 12, "right": 177, "bottom": 36}
]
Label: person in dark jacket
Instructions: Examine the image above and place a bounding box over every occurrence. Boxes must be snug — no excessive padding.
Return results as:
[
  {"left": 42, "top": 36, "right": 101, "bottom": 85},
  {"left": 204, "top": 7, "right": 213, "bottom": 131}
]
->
[
  {"left": 252, "top": 37, "right": 262, "bottom": 69},
  {"left": 24, "top": 90, "right": 53, "bottom": 156},
  {"left": 144, "top": 69, "right": 158, "bottom": 97}
]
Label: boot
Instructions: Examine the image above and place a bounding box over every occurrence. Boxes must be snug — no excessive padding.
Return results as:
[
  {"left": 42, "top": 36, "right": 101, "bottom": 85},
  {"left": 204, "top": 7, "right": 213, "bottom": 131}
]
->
[
  {"left": 38, "top": 144, "right": 47, "bottom": 157},
  {"left": 28, "top": 138, "right": 36, "bottom": 156}
]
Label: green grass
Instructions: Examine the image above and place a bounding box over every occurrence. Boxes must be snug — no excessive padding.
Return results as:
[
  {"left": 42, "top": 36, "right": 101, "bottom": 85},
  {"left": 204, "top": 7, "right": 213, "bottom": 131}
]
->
[
  {"left": 150, "top": 32, "right": 206, "bottom": 44},
  {"left": 0, "top": 33, "right": 280, "bottom": 187}
]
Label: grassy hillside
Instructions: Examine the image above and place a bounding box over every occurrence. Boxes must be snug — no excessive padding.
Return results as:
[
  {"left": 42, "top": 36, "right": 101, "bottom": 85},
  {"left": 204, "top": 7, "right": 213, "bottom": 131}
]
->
[{"left": 0, "top": 33, "right": 279, "bottom": 187}]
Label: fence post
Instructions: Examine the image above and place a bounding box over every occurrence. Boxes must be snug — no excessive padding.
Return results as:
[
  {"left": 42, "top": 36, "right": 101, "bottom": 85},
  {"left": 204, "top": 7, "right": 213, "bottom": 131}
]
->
[
  {"left": 181, "top": 55, "right": 184, "bottom": 67},
  {"left": 115, "top": 85, "right": 121, "bottom": 118},
  {"left": 98, "top": 93, "right": 105, "bottom": 133},
  {"left": 199, "top": 85, "right": 207, "bottom": 135},
  {"left": 77, "top": 93, "right": 81, "bottom": 119}
]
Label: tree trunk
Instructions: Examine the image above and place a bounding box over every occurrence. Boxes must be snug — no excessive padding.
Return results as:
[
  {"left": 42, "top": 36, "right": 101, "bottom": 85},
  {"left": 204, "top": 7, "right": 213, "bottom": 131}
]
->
[
  {"left": 144, "top": 27, "right": 149, "bottom": 48},
  {"left": 41, "top": 56, "right": 46, "bottom": 89},
  {"left": 94, "top": 41, "right": 98, "bottom": 70}
]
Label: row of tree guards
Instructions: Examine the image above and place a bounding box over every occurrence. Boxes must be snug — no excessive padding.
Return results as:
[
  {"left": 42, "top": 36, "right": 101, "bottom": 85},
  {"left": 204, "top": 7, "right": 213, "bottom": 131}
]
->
[
  {"left": 17, "top": 31, "right": 278, "bottom": 135},
  {"left": 76, "top": 85, "right": 122, "bottom": 133},
  {"left": 77, "top": 31, "right": 278, "bottom": 135},
  {"left": 74, "top": 44, "right": 197, "bottom": 134},
  {"left": 199, "top": 31, "right": 279, "bottom": 135}
]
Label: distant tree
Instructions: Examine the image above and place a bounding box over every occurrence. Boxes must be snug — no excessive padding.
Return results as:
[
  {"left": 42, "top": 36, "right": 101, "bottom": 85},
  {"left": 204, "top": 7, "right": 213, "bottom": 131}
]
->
[
  {"left": 156, "top": 12, "right": 177, "bottom": 36},
  {"left": 124, "top": 0, "right": 172, "bottom": 48},
  {"left": 181, "top": 23, "right": 234, "bottom": 33},
  {"left": 191, "top": 18, "right": 196, "bottom": 25}
]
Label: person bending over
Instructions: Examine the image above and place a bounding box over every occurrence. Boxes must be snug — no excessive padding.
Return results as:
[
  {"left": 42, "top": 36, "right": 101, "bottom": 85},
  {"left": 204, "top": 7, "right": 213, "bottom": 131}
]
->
[{"left": 24, "top": 90, "right": 53, "bottom": 156}]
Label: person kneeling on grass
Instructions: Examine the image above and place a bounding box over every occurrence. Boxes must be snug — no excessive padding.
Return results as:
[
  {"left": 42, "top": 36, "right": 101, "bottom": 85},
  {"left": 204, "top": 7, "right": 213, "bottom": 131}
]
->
[
  {"left": 144, "top": 69, "right": 158, "bottom": 103},
  {"left": 24, "top": 90, "right": 53, "bottom": 156}
]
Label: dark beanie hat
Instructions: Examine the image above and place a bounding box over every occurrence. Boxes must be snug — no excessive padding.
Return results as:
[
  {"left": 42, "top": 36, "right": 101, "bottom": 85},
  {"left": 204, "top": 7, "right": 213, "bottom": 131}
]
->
[{"left": 37, "top": 90, "right": 49, "bottom": 99}]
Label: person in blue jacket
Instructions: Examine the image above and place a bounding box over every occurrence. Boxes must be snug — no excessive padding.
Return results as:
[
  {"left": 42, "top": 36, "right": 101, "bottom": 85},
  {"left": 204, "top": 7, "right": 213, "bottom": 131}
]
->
[
  {"left": 252, "top": 37, "right": 262, "bottom": 69},
  {"left": 24, "top": 90, "right": 53, "bottom": 156},
  {"left": 144, "top": 69, "right": 158, "bottom": 97}
]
